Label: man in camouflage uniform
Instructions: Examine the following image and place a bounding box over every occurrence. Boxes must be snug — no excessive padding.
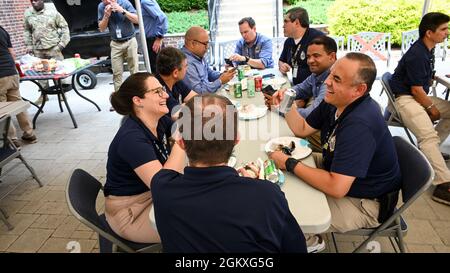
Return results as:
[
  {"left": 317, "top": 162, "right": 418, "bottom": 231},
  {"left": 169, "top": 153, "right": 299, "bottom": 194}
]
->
[{"left": 24, "top": 0, "right": 70, "bottom": 103}]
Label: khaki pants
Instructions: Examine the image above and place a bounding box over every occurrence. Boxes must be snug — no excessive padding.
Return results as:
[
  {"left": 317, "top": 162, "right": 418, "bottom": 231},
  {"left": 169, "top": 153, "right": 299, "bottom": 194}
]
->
[
  {"left": 110, "top": 38, "right": 139, "bottom": 92},
  {"left": 312, "top": 153, "right": 380, "bottom": 233},
  {"left": 0, "top": 75, "right": 33, "bottom": 139},
  {"left": 105, "top": 191, "right": 160, "bottom": 243},
  {"left": 396, "top": 95, "right": 450, "bottom": 185}
]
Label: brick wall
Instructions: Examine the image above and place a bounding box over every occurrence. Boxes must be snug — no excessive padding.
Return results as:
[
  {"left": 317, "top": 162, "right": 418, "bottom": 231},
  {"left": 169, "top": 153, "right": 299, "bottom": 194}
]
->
[{"left": 0, "top": 0, "right": 31, "bottom": 57}]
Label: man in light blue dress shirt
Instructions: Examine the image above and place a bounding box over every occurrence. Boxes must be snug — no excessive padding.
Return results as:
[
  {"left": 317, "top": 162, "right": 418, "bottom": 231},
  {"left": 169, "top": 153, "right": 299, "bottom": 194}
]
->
[
  {"left": 268, "top": 36, "right": 337, "bottom": 151},
  {"left": 141, "top": 0, "right": 168, "bottom": 73},
  {"left": 229, "top": 17, "right": 274, "bottom": 69},
  {"left": 181, "top": 26, "right": 235, "bottom": 94}
]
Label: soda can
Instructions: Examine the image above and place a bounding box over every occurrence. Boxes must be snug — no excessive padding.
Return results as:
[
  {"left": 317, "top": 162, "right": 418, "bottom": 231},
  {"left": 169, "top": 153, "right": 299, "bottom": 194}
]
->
[
  {"left": 247, "top": 76, "right": 255, "bottom": 98},
  {"left": 234, "top": 82, "right": 242, "bottom": 98},
  {"left": 279, "top": 88, "right": 297, "bottom": 114},
  {"left": 237, "top": 66, "right": 245, "bottom": 81},
  {"left": 254, "top": 76, "right": 263, "bottom": 92},
  {"left": 264, "top": 159, "right": 279, "bottom": 182}
]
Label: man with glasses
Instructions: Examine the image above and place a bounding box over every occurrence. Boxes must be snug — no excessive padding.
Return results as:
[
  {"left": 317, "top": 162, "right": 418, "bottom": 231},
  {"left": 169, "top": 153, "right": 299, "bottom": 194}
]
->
[
  {"left": 279, "top": 7, "right": 324, "bottom": 85},
  {"left": 181, "top": 26, "right": 235, "bottom": 94},
  {"left": 228, "top": 17, "right": 274, "bottom": 69},
  {"left": 389, "top": 12, "right": 450, "bottom": 206}
]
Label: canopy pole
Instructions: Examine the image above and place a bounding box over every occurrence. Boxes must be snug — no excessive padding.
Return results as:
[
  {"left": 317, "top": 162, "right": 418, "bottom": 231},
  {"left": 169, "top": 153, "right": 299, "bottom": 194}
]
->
[
  {"left": 134, "top": 0, "right": 151, "bottom": 72},
  {"left": 422, "top": 0, "right": 431, "bottom": 17}
]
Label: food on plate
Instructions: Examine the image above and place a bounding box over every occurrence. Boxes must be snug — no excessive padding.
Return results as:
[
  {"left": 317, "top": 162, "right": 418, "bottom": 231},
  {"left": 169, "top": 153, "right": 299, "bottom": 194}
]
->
[
  {"left": 270, "top": 140, "right": 296, "bottom": 156},
  {"left": 240, "top": 104, "right": 256, "bottom": 114},
  {"left": 32, "top": 58, "right": 57, "bottom": 72},
  {"left": 238, "top": 162, "right": 260, "bottom": 179}
]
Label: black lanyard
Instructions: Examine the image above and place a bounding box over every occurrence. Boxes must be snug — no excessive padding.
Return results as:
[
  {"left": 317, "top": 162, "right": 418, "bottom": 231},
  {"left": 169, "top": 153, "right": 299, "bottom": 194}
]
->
[
  {"left": 130, "top": 115, "right": 170, "bottom": 163},
  {"left": 322, "top": 94, "right": 370, "bottom": 167},
  {"left": 291, "top": 42, "right": 302, "bottom": 67}
]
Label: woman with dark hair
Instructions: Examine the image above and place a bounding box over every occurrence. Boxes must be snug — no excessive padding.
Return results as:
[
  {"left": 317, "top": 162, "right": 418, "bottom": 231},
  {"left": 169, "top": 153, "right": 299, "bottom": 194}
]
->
[{"left": 105, "top": 72, "right": 185, "bottom": 243}]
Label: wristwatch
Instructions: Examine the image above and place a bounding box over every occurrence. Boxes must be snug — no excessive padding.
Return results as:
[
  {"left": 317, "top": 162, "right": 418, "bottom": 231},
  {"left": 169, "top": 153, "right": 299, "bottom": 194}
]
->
[
  {"left": 285, "top": 157, "right": 299, "bottom": 173},
  {"left": 244, "top": 56, "right": 250, "bottom": 63}
]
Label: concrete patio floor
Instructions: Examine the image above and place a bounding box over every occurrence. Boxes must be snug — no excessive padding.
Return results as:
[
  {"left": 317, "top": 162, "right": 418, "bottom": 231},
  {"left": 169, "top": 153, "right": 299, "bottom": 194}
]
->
[{"left": 0, "top": 49, "right": 449, "bottom": 253}]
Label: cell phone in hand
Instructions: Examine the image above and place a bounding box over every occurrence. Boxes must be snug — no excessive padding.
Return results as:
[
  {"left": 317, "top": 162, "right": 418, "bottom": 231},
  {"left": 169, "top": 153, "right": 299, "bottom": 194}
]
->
[
  {"left": 224, "top": 58, "right": 234, "bottom": 67},
  {"left": 262, "top": 85, "right": 276, "bottom": 96},
  {"left": 262, "top": 73, "right": 275, "bottom": 79}
]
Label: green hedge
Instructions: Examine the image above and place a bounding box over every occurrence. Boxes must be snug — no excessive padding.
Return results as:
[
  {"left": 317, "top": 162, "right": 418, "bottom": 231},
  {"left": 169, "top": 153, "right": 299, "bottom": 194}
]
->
[
  {"left": 158, "top": 0, "right": 207, "bottom": 13},
  {"left": 328, "top": 0, "right": 450, "bottom": 46},
  {"left": 167, "top": 10, "right": 209, "bottom": 34}
]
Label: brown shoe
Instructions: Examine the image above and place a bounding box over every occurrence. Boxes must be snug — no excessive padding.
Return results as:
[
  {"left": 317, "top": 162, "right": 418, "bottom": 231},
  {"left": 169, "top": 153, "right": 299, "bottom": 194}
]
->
[
  {"left": 11, "top": 138, "right": 21, "bottom": 148},
  {"left": 21, "top": 133, "right": 37, "bottom": 143},
  {"left": 431, "top": 182, "right": 450, "bottom": 206}
]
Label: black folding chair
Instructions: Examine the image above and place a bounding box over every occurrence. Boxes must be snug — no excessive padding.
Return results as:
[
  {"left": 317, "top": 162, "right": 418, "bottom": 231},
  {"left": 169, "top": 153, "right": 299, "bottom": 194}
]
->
[
  {"left": 0, "top": 115, "right": 42, "bottom": 230},
  {"left": 331, "top": 136, "right": 434, "bottom": 253},
  {"left": 66, "top": 169, "right": 161, "bottom": 253},
  {"left": 381, "top": 72, "right": 416, "bottom": 145}
]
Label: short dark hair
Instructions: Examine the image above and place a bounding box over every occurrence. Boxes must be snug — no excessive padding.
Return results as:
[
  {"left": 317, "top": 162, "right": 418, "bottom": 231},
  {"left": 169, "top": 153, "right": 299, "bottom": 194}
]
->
[
  {"left": 344, "top": 52, "right": 377, "bottom": 93},
  {"left": 286, "top": 7, "right": 309, "bottom": 28},
  {"left": 238, "top": 17, "right": 256, "bottom": 28},
  {"left": 179, "top": 94, "right": 238, "bottom": 165},
  {"left": 156, "top": 47, "right": 186, "bottom": 75},
  {"left": 419, "top": 12, "right": 450, "bottom": 39},
  {"left": 110, "top": 72, "right": 155, "bottom": 116},
  {"left": 308, "top": 36, "right": 338, "bottom": 54}
]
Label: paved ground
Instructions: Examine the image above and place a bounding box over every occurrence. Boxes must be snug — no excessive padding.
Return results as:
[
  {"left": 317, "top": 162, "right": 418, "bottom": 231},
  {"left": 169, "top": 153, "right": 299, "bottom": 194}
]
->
[{"left": 0, "top": 50, "right": 449, "bottom": 253}]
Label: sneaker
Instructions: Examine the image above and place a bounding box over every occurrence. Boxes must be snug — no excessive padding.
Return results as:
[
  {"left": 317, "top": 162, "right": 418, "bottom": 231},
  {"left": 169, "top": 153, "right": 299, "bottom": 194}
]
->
[
  {"left": 11, "top": 138, "right": 21, "bottom": 148},
  {"left": 431, "top": 182, "right": 450, "bottom": 206},
  {"left": 21, "top": 133, "right": 37, "bottom": 143},
  {"left": 306, "top": 234, "right": 326, "bottom": 253},
  {"left": 442, "top": 152, "right": 450, "bottom": 162}
]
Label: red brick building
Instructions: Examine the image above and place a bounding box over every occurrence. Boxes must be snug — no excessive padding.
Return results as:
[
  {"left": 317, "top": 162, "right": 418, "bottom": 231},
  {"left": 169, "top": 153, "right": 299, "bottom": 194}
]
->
[{"left": 0, "top": 0, "right": 32, "bottom": 56}]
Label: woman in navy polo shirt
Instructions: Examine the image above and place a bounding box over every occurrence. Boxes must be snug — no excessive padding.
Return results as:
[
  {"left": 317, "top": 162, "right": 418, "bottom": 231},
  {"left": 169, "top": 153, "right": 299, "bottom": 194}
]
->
[{"left": 105, "top": 72, "right": 186, "bottom": 243}]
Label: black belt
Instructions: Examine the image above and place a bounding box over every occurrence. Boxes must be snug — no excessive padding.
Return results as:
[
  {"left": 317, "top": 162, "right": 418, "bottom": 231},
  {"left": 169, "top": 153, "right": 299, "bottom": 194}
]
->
[{"left": 113, "top": 36, "right": 134, "bottom": 43}]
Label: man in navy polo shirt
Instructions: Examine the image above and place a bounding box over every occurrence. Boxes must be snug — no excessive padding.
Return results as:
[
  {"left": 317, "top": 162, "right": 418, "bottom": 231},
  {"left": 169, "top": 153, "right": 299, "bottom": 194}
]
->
[
  {"left": 389, "top": 12, "right": 450, "bottom": 206},
  {"left": 151, "top": 94, "right": 307, "bottom": 253},
  {"left": 270, "top": 53, "right": 401, "bottom": 252},
  {"left": 155, "top": 47, "right": 197, "bottom": 118},
  {"left": 278, "top": 7, "right": 324, "bottom": 85},
  {"left": 98, "top": 0, "right": 139, "bottom": 95},
  {"left": 228, "top": 17, "right": 274, "bottom": 69}
]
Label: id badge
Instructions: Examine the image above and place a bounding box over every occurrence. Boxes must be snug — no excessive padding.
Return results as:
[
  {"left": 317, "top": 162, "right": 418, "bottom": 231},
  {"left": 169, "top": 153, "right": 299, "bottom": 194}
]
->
[
  {"left": 292, "top": 66, "right": 298, "bottom": 79},
  {"left": 116, "top": 28, "right": 122, "bottom": 39}
]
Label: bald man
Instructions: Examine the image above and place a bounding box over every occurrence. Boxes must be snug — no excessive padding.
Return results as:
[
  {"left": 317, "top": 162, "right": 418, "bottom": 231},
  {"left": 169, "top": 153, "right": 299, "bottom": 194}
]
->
[{"left": 181, "top": 26, "right": 235, "bottom": 94}]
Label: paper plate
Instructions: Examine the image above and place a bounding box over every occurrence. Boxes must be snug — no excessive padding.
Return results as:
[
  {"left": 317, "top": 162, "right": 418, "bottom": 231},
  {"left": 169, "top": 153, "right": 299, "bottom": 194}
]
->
[
  {"left": 265, "top": 136, "right": 312, "bottom": 160},
  {"left": 237, "top": 104, "right": 267, "bottom": 120},
  {"left": 262, "top": 77, "right": 287, "bottom": 88}
]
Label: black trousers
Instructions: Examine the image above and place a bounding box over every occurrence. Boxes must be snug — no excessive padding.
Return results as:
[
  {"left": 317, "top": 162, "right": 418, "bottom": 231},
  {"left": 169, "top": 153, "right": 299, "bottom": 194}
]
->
[{"left": 146, "top": 37, "right": 164, "bottom": 73}]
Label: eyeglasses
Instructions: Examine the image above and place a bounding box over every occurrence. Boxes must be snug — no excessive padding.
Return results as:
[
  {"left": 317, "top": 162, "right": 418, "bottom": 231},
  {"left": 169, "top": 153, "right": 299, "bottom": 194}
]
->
[
  {"left": 194, "top": 39, "right": 209, "bottom": 47},
  {"left": 148, "top": 86, "right": 167, "bottom": 97}
]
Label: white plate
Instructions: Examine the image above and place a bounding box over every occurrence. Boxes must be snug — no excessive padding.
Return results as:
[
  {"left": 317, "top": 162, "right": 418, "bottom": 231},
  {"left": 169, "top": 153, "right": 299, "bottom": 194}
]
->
[
  {"left": 262, "top": 77, "right": 287, "bottom": 88},
  {"left": 265, "top": 136, "right": 312, "bottom": 160},
  {"left": 237, "top": 104, "right": 267, "bottom": 120}
]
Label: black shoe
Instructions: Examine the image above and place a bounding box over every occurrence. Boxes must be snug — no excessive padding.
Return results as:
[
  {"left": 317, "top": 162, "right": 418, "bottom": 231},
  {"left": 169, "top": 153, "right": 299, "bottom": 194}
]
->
[
  {"left": 432, "top": 182, "right": 450, "bottom": 206},
  {"left": 442, "top": 152, "right": 450, "bottom": 162}
]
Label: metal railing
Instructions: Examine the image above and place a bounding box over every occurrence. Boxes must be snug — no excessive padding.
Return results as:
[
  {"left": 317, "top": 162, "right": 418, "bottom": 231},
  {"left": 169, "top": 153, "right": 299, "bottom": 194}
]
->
[{"left": 208, "top": 0, "right": 220, "bottom": 43}]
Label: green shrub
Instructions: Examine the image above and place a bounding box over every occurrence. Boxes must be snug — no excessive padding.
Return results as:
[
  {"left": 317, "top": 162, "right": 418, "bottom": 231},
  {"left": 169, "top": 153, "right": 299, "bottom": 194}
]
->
[
  {"left": 158, "top": 0, "right": 207, "bottom": 13},
  {"left": 167, "top": 10, "right": 209, "bottom": 34},
  {"left": 328, "top": 0, "right": 450, "bottom": 46},
  {"left": 284, "top": 0, "right": 300, "bottom": 5},
  {"left": 285, "top": 0, "right": 335, "bottom": 24}
]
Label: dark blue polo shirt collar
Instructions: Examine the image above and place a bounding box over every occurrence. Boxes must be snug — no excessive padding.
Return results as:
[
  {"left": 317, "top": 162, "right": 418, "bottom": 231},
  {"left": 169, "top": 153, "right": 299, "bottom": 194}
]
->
[{"left": 183, "top": 166, "right": 239, "bottom": 183}]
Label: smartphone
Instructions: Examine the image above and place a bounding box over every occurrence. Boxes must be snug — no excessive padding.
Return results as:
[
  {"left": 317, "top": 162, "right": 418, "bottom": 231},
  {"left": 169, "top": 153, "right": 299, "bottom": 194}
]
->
[
  {"left": 262, "top": 85, "right": 276, "bottom": 96},
  {"left": 224, "top": 58, "right": 234, "bottom": 67},
  {"left": 262, "top": 73, "right": 275, "bottom": 79}
]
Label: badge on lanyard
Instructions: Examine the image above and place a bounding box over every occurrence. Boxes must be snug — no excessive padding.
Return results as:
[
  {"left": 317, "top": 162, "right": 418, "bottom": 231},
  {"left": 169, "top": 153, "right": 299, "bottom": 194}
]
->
[
  {"left": 116, "top": 28, "right": 122, "bottom": 39},
  {"left": 292, "top": 66, "right": 298, "bottom": 79},
  {"left": 300, "top": 51, "right": 306, "bottom": 61},
  {"left": 255, "top": 44, "right": 261, "bottom": 55}
]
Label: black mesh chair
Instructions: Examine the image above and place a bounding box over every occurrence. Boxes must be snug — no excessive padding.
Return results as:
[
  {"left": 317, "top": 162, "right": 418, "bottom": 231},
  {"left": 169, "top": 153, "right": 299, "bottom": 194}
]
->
[
  {"left": 381, "top": 72, "right": 416, "bottom": 145},
  {"left": 66, "top": 169, "right": 161, "bottom": 253},
  {"left": 0, "top": 115, "right": 42, "bottom": 230},
  {"left": 331, "top": 136, "right": 434, "bottom": 253}
]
